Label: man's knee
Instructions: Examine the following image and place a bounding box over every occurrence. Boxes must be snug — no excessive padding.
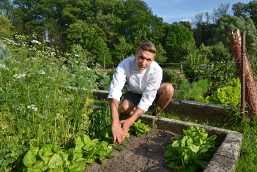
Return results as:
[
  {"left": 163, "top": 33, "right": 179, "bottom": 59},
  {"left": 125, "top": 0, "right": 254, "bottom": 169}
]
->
[
  {"left": 159, "top": 83, "right": 174, "bottom": 98},
  {"left": 165, "top": 83, "right": 174, "bottom": 98},
  {"left": 119, "top": 102, "right": 135, "bottom": 115}
]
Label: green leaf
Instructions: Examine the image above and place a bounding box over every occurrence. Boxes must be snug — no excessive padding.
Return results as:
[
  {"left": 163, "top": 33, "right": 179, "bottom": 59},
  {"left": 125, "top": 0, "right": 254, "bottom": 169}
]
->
[
  {"left": 23, "top": 147, "right": 39, "bottom": 168},
  {"left": 174, "top": 134, "right": 183, "bottom": 140},
  {"left": 47, "top": 154, "right": 63, "bottom": 168},
  {"left": 69, "top": 161, "right": 86, "bottom": 172},
  {"left": 32, "top": 160, "right": 46, "bottom": 169},
  {"left": 38, "top": 144, "right": 54, "bottom": 163},
  {"left": 189, "top": 145, "right": 200, "bottom": 153},
  {"left": 23, "top": 168, "right": 41, "bottom": 172}
]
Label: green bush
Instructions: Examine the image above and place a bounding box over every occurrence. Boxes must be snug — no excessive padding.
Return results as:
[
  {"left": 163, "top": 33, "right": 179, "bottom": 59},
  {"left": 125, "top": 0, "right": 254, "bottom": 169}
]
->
[
  {"left": 173, "top": 79, "right": 211, "bottom": 101},
  {"left": 163, "top": 69, "right": 184, "bottom": 84}
]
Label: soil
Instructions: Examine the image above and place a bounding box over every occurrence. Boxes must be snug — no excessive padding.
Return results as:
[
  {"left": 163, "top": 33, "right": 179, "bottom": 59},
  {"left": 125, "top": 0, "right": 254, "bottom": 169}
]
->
[{"left": 84, "top": 129, "right": 176, "bottom": 172}]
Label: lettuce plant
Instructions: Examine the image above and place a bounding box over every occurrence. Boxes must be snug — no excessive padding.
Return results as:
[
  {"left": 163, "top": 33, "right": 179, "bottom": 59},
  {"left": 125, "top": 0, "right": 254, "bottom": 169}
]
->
[
  {"left": 198, "top": 78, "right": 241, "bottom": 107},
  {"left": 164, "top": 126, "right": 217, "bottom": 172},
  {"left": 22, "top": 135, "right": 114, "bottom": 172}
]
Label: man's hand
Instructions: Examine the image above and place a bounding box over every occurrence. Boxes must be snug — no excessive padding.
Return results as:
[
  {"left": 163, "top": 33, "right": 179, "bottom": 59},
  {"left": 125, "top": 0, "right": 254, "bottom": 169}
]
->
[
  {"left": 120, "top": 119, "right": 132, "bottom": 139},
  {"left": 111, "top": 121, "right": 125, "bottom": 144}
]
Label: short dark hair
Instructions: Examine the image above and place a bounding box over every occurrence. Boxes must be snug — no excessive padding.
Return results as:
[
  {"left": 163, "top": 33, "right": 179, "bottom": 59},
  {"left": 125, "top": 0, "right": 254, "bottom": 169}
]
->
[{"left": 138, "top": 42, "right": 156, "bottom": 54}]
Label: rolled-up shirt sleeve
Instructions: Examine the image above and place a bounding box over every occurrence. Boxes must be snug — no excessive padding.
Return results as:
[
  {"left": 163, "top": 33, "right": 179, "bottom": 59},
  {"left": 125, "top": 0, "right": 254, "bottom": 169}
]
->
[
  {"left": 137, "top": 69, "right": 162, "bottom": 111},
  {"left": 107, "top": 63, "right": 127, "bottom": 102}
]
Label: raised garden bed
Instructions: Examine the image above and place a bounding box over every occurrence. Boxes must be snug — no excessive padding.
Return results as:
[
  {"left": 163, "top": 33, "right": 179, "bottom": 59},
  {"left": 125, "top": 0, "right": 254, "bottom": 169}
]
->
[
  {"left": 91, "top": 90, "right": 243, "bottom": 171},
  {"left": 84, "top": 114, "right": 242, "bottom": 172}
]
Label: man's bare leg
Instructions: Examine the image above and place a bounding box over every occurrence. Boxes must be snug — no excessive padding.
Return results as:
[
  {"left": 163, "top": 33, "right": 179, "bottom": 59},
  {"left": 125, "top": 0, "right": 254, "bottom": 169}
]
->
[
  {"left": 155, "top": 83, "right": 174, "bottom": 115},
  {"left": 119, "top": 99, "right": 136, "bottom": 116}
]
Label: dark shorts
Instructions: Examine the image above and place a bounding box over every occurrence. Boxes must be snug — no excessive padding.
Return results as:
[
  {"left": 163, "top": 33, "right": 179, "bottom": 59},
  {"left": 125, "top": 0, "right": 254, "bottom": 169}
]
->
[{"left": 122, "top": 91, "right": 159, "bottom": 107}]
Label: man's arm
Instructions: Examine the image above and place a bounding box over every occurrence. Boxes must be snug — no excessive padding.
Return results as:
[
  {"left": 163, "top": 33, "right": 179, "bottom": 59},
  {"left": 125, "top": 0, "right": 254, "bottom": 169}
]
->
[{"left": 109, "top": 98, "right": 125, "bottom": 144}]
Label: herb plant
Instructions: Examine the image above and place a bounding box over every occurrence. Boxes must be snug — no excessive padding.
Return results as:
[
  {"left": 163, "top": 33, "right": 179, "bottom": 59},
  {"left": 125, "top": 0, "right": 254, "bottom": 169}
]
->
[{"left": 164, "top": 126, "right": 217, "bottom": 172}]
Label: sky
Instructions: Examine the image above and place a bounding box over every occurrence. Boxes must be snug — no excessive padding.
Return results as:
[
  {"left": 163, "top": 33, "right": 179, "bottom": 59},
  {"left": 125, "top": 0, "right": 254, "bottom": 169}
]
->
[{"left": 142, "top": 0, "right": 253, "bottom": 24}]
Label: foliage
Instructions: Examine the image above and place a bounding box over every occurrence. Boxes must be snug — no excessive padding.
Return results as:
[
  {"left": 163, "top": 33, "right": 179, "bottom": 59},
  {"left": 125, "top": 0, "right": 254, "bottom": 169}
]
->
[
  {"left": 212, "top": 15, "right": 257, "bottom": 55},
  {"left": 163, "top": 69, "right": 184, "bottom": 84},
  {"left": 113, "top": 36, "right": 133, "bottom": 64},
  {"left": 0, "top": 35, "right": 101, "bottom": 171},
  {"left": 98, "top": 126, "right": 130, "bottom": 145},
  {"left": 0, "top": 41, "right": 11, "bottom": 59},
  {"left": 200, "top": 60, "right": 238, "bottom": 89},
  {"left": 98, "top": 119, "right": 149, "bottom": 144},
  {"left": 162, "top": 23, "right": 195, "bottom": 62},
  {"left": 164, "top": 126, "right": 217, "bottom": 172},
  {"left": 183, "top": 49, "right": 238, "bottom": 88},
  {"left": 154, "top": 43, "right": 167, "bottom": 63},
  {"left": 198, "top": 78, "right": 241, "bottom": 107},
  {"left": 182, "top": 51, "right": 202, "bottom": 82},
  {"left": 94, "top": 70, "right": 111, "bottom": 90},
  {"left": 173, "top": 79, "right": 211, "bottom": 101},
  {"left": 22, "top": 135, "right": 114, "bottom": 172},
  {"left": 211, "top": 42, "right": 232, "bottom": 62},
  {"left": 0, "top": 13, "right": 14, "bottom": 39},
  {"left": 129, "top": 119, "right": 150, "bottom": 136}
]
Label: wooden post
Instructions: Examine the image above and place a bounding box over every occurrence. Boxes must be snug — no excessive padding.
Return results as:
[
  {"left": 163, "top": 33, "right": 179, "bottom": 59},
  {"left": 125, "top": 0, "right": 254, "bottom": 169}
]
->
[{"left": 241, "top": 32, "right": 246, "bottom": 118}]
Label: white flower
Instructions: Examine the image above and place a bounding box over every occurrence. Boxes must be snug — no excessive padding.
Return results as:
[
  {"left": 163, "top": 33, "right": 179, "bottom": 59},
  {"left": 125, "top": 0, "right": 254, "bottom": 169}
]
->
[
  {"left": 14, "top": 73, "right": 26, "bottom": 79},
  {"left": 51, "top": 52, "right": 56, "bottom": 56},
  {"left": 0, "top": 63, "right": 9, "bottom": 70},
  {"left": 31, "top": 40, "right": 41, "bottom": 45},
  {"left": 38, "top": 70, "right": 45, "bottom": 75}
]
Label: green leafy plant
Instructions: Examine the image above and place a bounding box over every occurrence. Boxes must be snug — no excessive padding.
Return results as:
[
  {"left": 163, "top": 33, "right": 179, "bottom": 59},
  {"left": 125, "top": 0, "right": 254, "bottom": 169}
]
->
[
  {"left": 98, "top": 119, "right": 149, "bottom": 144},
  {"left": 129, "top": 119, "right": 150, "bottom": 136},
  {"left": 22, "top": 135, "right": 114, "bottom": 172},
  {"left": 164, "top": 126, "right": 217, "bottom": 172},
  {"left": 174, "top": 79, "right": 211, "bottom": 101},
  {"left": 198, "top": 78, "right": 241, "bottom": 107}
]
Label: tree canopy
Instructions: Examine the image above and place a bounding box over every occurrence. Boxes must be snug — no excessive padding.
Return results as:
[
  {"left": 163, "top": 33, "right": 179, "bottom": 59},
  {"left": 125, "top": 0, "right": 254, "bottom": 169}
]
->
[{"left": 0, "top": 0, "right": 257, "bottom": 65}]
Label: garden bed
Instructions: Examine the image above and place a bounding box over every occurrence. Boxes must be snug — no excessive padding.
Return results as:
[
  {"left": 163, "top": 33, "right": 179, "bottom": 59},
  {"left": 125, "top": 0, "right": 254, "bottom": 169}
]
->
[
  {"left": 91, "top": 91, "right": 243, "bottom": 171},
  {"left": 85, "top": 114, "right": 242, "bottom": 172},
  {"left": 84, "top": 129, "right": 175, "bottom": 172}
]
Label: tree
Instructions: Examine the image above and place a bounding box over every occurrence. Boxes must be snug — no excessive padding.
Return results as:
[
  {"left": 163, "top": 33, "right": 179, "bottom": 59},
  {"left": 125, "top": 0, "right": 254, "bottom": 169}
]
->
[
  {"left": 212, "top": 15, "right": 257, "bottom": 55},
  {"left": 161, "top": 23, "right": 195, "bottom": 62},
  {"left": 114, "top": 36, "right": 133, "bottom": 63},
  {"left": 212, "top": 3, "right": 230, "bottom": 24},
  {"left": 246, "top": 0, "right": 257, "bottom": 27},
  {"left": 65, "top": 20, "right": 105, "bottom": 50},
  {"left": 91, "top": 37, "right": 112, "bottom": 66},
  {"left": 0, "top": 0, "right": 13, "bottom": 17},
  {"left": 154, "top": 43, "right": 167, "bottom": 63},
  {"left": 232, "top": 2, "right": 248, "bottom": 18},
  {"left": 0, "top": 13, "right": 14, "bottom": 38}
]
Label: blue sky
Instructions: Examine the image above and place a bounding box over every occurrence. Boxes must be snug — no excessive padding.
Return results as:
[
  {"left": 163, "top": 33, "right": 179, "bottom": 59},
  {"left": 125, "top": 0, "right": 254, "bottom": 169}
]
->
[{"left": 143, "top": 0, "right": 252, "bottom": 24}]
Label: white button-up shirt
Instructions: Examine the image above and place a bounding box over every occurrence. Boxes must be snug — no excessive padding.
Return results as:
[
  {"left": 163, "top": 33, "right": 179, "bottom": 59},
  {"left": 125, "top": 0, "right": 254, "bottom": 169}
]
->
[{"left": 107, "top": 57, "right": 162, "bottom": 111}]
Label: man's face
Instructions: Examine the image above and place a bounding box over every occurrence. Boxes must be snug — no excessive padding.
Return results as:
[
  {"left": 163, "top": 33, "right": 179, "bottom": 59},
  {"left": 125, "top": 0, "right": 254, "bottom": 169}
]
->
[{"left": 135, "top": 50, "right": 155, "bottom": 71}]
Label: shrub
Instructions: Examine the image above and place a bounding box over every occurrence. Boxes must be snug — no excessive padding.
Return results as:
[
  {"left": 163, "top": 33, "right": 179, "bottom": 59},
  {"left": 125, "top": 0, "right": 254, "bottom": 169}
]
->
[{"left": 173, "top": 79, "right": 211, "bottom": 101}]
